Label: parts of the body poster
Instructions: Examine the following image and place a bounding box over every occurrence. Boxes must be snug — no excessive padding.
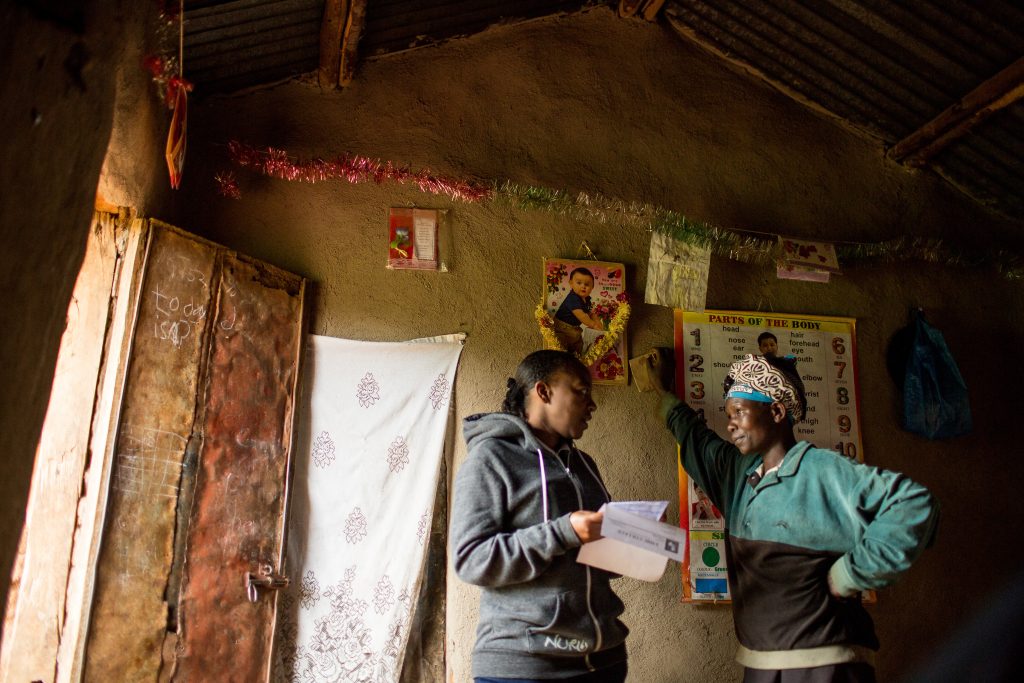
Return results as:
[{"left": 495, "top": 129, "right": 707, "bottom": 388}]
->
[{"left": 673, "top": 308, "right": 863, "bottom": 602}]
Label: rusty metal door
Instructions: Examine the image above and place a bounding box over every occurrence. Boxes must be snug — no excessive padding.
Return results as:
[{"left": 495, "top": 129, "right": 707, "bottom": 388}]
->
[{"left": 81, "top": 221, "right": 305, "bottom": 683}]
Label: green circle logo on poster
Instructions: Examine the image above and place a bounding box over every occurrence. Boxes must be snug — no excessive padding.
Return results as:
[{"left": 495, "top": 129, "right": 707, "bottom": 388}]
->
[{"left": 701, "top": 546, "right": 720, "bottom": 567}]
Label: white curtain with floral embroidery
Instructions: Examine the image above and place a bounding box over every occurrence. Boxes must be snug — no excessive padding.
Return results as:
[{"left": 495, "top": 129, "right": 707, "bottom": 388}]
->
[{"left": 274, "top": 334, "right": 465, "bottom": 683}]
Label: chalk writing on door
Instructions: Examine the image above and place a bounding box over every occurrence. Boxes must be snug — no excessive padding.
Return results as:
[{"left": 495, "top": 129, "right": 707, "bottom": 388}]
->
[
  {"left": 112, "top": 424, "right": 187, "bottom": 500},
  {"left": 152, "top": 285, "right": 207, "bottom": 347}
]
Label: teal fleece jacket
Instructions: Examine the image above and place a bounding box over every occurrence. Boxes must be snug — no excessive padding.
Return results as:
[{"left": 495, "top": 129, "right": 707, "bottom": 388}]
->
[
  {"left": 662, "top": 394, "right": 939, "bottom": 657},
  {"left": 450, "top": 412, "right": 628, "bottom": 679}
]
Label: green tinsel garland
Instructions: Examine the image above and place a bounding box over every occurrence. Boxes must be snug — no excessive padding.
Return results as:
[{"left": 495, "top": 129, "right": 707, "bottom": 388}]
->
[
  {"left": 832, "top": 238, "right": 1023, "bottom": 280},
  {"left": 225, "top": 139, "right": 1022, "bottom": 280},
  {"left": 495, "top": 181, "right": 659, "bottom": 226},
  {"left": 651, "top": 211, "right": 776, "bottom": 264},
  {"left": 492, "top": 181, "right": 1023, "bottom": 280}
]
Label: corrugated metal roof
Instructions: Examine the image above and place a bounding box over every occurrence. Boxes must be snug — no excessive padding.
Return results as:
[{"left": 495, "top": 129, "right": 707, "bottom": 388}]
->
[
  {"left": 178, "top": 0, "right": 1023, "bottom": 218},
  {"left": 183, "top": 0, "right": 323, "bottom": 95},
  {"left": 663, "top": 0, "right": 1024, "bottom": 219},
  {"left": 182, "top": 0, "right": 590, "bottom": 94},
  {"left": 361, "top": 0, "right": 590, "bottom": 56}
]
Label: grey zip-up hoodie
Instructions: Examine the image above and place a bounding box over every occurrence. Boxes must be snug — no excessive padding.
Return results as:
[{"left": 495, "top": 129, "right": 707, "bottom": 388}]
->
[{"left": 450, "top": 412, "right": 629, "bottom": 679}]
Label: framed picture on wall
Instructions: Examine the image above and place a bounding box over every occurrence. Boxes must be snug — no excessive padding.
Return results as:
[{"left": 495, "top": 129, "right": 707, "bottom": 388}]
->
[
  {"left": 673, "top": 308, "right": 864, "bottom": 602},
  {"left": 388, "top": 207, "right": 439, "bottom": 270},
  {"left": 537, "top": 258, "right": 629, "bottom": 386}
]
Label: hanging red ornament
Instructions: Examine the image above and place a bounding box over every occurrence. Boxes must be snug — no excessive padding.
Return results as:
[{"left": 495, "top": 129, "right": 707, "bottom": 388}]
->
[
  {"left": 162, "top": 0, "right": 190, "bottom": 189},
  {"left": 165, "top": 76, "right": 192, "bottom": 189}
]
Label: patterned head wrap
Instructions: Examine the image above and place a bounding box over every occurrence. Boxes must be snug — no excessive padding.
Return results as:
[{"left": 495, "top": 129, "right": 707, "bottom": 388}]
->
[{"left": 724, "top": 354, "right": 806, "bottom": 422}]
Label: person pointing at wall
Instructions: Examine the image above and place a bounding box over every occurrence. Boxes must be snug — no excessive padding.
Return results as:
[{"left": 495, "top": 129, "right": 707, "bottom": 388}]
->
[{"left": 647, "top": 351, "right": 938, "bottom": 683}]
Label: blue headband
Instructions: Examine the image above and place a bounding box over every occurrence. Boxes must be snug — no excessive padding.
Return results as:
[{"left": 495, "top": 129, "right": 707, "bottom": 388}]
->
[{"left": 725, "top": 383, "right": 773, "bottom": 404}]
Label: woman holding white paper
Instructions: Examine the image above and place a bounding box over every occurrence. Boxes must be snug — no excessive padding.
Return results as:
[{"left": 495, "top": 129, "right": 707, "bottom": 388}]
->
[{"left": 451, "top": 350, "right": 629, "bottom": 682}]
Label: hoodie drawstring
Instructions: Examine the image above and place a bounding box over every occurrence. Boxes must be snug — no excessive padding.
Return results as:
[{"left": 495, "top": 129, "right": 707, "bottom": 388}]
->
[{"left": 537, "top": 448, "right": 549, "bottom": 522}]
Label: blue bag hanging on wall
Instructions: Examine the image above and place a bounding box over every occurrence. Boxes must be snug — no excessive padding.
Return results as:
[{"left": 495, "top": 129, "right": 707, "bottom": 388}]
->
[{"left": 901, "top": 310, "right": 972, "bottom": 439}]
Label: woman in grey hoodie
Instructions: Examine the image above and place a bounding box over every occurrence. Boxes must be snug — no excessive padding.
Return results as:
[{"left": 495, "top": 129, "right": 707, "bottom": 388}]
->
[{"left": 451, "top": 350, "right": 629, "bottom": 682}]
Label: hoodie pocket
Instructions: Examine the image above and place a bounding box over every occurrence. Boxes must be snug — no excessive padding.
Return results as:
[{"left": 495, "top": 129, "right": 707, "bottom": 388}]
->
[{"left": 525, "top": 591, "right": 594, "bottom": 656}]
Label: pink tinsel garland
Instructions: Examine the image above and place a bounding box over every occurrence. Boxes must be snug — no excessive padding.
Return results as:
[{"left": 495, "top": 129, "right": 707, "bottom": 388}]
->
[{"left": 222, "top": 140, "right": 492, "bottom": 202}]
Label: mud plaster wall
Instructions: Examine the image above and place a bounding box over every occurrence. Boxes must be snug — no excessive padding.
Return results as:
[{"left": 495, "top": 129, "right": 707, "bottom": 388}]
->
[
  {"left": 0, "top": 2, "right": 107, "bottom": 619},
  {"left": 0, "top": 6, "right": 109, "bottom": 620},
  {"left": 167, "top": 8, "right": 1024, "bottom": 682},
  {"left": 0, "top": 1, "right": 172, "bottom": 632}
]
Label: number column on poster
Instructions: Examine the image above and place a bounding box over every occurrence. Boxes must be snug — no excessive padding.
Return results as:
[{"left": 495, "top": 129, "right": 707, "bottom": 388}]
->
[
  {"left": 827, "top": 333, "right": 862, "bottom": 461},
  {"left": 684, "top": 325, "right": 710, "bottom": 428}
]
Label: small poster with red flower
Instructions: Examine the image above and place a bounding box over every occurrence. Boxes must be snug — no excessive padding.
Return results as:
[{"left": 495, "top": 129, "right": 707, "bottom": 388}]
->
[
  {"left": 538, "top": 258, "right": 629, "bottom": 386},
  {"left": 777, "top": 236, "right": 840, "bottom": 282},
  {"left": 388, "top": 208, "right": 439, "bottom": 270}
]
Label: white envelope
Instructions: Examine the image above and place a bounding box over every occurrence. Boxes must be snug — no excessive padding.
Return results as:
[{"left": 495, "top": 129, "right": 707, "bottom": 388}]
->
[
  {"left": 601, "top": 504, "right": 686, "bottom": 562},
  {"left": 577, "top": 537, "right": 668, "bottom": 582},
  {"left": 576, "top": 502, "right": 682, "bottom": 581}
]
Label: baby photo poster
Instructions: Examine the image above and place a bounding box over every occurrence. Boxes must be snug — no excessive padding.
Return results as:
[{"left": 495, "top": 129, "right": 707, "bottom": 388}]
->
[{"left": 540, "top": 258, "right": 629, "bottom": 386}]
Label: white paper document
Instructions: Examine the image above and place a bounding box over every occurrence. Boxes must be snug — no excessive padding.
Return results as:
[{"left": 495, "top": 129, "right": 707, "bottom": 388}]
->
[
  {"left": 576, "top": 501, "right": 681, "bottom": 581},
  {"left": 412, "top": 212, "right": 437, "bottom": 260},
  {"left": 606, "top": 500, "right": 668, "bottom": 521},
  {"left": 601, "top": 503, "right": 686, "bottom": 562}
]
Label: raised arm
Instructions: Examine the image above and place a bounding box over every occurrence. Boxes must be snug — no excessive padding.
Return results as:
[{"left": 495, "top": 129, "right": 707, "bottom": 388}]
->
[{"left": 658, "top": 392, "right": 746, "bottom": 513}]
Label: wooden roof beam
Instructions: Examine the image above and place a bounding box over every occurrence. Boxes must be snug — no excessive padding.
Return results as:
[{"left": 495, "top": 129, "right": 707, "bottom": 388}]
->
[
  {"left": 339, "top": 0, "right": 369, "bottom": 87},
  {"left": 889, "top": 56, "right": 1024, "bottom": 167},
  {"left": 318, "top": 0, "right": 348, "bottom": 89}
]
